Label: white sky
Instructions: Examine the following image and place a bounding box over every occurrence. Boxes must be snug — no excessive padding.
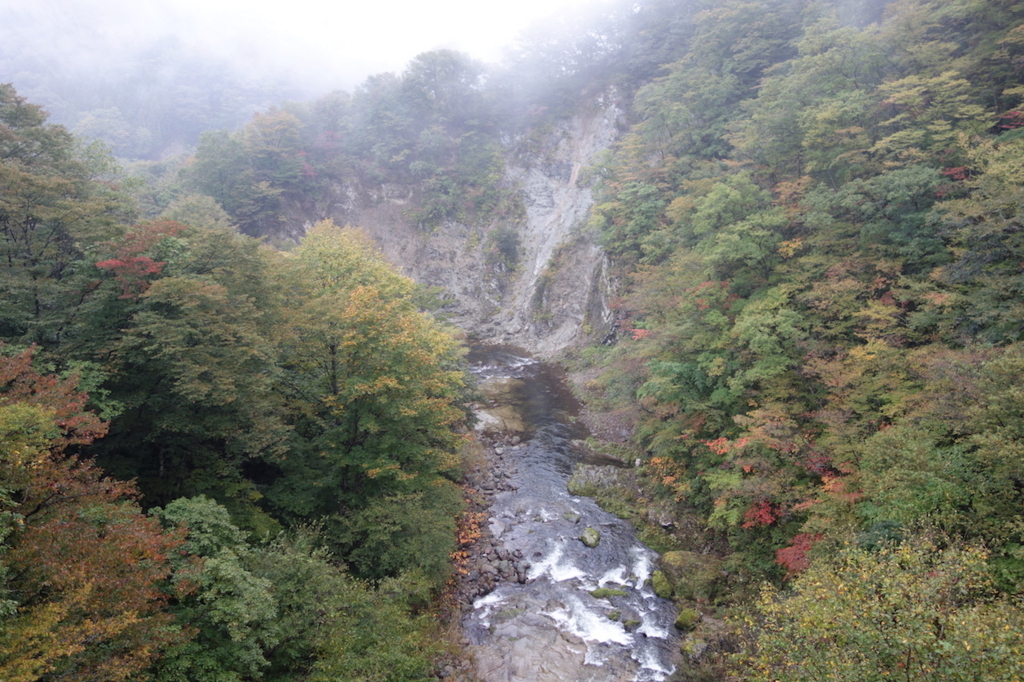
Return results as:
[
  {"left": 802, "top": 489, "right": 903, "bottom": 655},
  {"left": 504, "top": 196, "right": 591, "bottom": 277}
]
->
[{"left": 3, "top": 0, "right": 603, "bottom": 92}]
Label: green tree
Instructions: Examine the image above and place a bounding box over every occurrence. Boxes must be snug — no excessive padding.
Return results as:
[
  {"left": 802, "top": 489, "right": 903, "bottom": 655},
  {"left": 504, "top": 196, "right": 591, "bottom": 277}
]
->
[
  {"left": 150, "top": 497, "right": 278, "bottom": 682},
  {"left": 0, "top": 84, "right": 129, "bottom": 347},
  {"left": 269, "top": 221, "right": 467, "bottom": 581},
  {"left": 92, "top": 221, "right": 287, "bottom": 527},
  {"left": 184, "top": 130, "right": 284, "bottom": 237}
]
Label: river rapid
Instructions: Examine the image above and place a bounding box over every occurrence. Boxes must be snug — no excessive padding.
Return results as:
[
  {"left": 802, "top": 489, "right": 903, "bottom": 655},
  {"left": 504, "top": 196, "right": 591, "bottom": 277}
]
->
[{"left": 460, "top": 346, "right": 678, "bottom": 682}]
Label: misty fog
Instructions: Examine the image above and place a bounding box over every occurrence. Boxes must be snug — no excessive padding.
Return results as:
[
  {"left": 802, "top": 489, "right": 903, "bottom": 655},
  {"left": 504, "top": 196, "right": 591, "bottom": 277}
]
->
[{"left": 0, "top": 0, "right": 606, "bottom": 156}]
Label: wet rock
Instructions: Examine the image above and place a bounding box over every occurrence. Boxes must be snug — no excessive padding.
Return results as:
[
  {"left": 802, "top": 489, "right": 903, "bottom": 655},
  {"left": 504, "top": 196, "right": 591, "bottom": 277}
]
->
[
  {"left": 580, "top": 527, "right": 601, "bottom": 548},
  {"left": 682, "top": 637, "right": 708, "bottom": 662}
]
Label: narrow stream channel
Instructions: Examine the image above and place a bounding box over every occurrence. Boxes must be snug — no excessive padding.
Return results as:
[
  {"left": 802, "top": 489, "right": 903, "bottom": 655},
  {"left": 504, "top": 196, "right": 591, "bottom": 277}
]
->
[{"left": 462, "top": 345, "right": 678, "bottom": 682}]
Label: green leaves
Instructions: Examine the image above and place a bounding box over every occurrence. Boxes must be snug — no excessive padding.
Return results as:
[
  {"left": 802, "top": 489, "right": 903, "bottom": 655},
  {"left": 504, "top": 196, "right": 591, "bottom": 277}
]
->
[
  {"left": 151, "top": 498, "right": 441, "bottom": 682},
  {"left": 0, "top": 85, "right": 128, "bottom": 346},
  {"left": 263, "top": 221, "right": 467, "bottom": 579}
]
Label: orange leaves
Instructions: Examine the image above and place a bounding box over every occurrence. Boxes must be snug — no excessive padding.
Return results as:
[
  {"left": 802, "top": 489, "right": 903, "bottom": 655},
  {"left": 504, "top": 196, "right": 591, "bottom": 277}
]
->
[
  {"left": 820, "top": 474, "right": 863, "bottom": 504},
  {"left": 703, "top": 436, "right": 749, "bottom": 456},
  {"left": 648, "top": 455, "right": 691, "bottom": 501},
  {"left": 4, "top": 464, "right": 187, "bottom": 681},
  {"left": 0, "top": 348, "right": 188, "bottom": 680},
  {"left": 451, "top": 498, "right": 485, "bottom": 577}
]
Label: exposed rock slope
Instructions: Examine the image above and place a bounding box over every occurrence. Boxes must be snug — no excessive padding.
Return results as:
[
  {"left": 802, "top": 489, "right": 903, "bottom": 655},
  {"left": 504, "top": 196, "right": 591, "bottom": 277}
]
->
[{"left": 306, "top": 94, "right": 623, "bottom": 357}]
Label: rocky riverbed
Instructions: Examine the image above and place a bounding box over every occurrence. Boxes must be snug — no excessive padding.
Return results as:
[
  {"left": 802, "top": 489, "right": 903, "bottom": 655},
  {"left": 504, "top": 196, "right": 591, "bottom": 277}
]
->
[{"left": 442, "top": 347, "right": 679, "bottom": 682}]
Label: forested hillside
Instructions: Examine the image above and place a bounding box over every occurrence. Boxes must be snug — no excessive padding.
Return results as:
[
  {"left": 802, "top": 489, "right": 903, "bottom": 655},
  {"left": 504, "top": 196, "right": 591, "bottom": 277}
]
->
[
  {"left": 4, "top": 0, "right": 1024, "bottom": 679},
  {"left": 570, "top": 0, "right": 1024, "bottom": 678}
]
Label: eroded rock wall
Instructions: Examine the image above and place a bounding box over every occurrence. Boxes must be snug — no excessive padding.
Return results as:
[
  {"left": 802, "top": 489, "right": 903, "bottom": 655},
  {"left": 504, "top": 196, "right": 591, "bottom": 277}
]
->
[{"left": 296, "top": 93, "right": 623, "bottom": 358}]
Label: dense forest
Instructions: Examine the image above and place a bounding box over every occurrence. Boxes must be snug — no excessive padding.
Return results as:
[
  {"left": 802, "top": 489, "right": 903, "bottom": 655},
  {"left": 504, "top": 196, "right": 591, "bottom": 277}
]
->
[
  {"left": 0, "top": 81, "right": 471, "bottom": 678},
  {"left": 573, "top": 0, "right": 1024, "bottom": 678},
  {"left": 4, "top": 0, "right": 1024, "bottom": 679}
]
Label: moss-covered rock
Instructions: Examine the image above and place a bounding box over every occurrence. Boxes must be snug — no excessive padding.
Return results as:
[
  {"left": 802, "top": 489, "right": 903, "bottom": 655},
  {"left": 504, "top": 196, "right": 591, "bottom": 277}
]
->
[
  {"left": 650, "top": 570, "right": 674, "bottom": 599},
  {"left": 591, "top": 587, "right": 627, "bottom": 599},
  {"left": 674, "top": 608, "right": 701, "bottom": 631},
  {"left": 660, "top": 551, "right": 722, "bottom": 602},
  {"left": 580, "top": 527, "right": 601, "bottom": 548},
  {"left": 607, "top": 610, "right": 621, "bottom": 621},
  {"left": 681, "top": 637, "right": 708, "bottom": 661}
]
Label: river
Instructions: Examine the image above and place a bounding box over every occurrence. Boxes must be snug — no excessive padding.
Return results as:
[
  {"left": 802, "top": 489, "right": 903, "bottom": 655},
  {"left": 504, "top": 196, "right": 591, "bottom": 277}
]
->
[{"left": 460, "top": 345, "right": 678, "bottom": 682}]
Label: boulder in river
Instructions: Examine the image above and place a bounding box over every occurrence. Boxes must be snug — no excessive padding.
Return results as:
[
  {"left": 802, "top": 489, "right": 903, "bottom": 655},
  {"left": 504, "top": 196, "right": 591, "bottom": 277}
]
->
[{"left": 580, "top": 527, "right": 601, "bottom": 548}]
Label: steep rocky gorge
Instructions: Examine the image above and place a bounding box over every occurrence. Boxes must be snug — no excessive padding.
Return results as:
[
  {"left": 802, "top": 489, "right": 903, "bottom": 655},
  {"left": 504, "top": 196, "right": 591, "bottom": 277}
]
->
[
  {"left": 299, "top": 93, "right": 624, "bottom": 358},
  {"left": 289, "top": 93, "right": 687, "bottom": 680}
]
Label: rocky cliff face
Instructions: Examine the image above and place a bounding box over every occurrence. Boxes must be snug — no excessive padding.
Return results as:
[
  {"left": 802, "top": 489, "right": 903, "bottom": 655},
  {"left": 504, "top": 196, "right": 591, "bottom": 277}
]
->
[{"left": 299, "top": 93, "right": 623, "bottom": 358}]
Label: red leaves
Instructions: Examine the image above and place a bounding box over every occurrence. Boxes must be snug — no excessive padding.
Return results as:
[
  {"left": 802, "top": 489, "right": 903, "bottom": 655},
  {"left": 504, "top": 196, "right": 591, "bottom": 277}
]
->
[
  {"left": 776, "top": 533, "right": 822, "bottom": 577},
  {"left": 741, "top": 499, "right": 779, "bottom": 528},
  {"left": 942, "top": 165, "right": 970, "bottom": 181},
  {"left": 996, "top": 110, "right": 1024, "bottom": 130},
  {"left": 96, "top": 256, "right": 166, "bottom": 298},
  {"left": 96, "top": 220, "right": 185, "bottom": 298}
]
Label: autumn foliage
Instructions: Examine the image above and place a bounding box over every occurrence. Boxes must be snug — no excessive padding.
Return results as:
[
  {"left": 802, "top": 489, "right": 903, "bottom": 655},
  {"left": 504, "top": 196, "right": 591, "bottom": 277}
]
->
[
  {"left": 0, "top": 347, "right": 188, "bottom": 681},
  {"left": 95, "top": 220, "right": 186, "bottom": 298}
]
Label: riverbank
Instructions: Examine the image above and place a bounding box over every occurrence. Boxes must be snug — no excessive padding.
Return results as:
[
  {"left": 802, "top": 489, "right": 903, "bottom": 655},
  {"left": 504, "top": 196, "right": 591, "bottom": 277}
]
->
[
  {"left": 438, "top": 433, "right": 528, "bottom": 682},
  {"left": 564, "top": 362, "right": 741, "bottom": 682}
]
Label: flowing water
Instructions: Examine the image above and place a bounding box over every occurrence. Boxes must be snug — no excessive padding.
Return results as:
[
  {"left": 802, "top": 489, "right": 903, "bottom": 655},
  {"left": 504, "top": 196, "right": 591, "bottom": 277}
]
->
[{"left": 462, "top": 346, "right": 678, "bottom": 682}]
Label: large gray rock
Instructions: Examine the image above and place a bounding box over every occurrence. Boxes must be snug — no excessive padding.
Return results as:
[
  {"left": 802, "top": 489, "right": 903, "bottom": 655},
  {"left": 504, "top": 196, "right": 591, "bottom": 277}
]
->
[{"left": 580, "top": 527, "right": 601, "bottom": 548}]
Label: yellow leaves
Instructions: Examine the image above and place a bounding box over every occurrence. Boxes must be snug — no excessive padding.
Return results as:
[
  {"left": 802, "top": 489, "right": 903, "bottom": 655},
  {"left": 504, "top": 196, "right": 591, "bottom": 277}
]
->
[
  {"left": 0, "top": 583, "right": 150, "bottom": 682},
  {"left": 364, "top": 463, "right": 401, "bottom": 479},
  {"left": 777, "top": 239, "right": 803, "bottom": 258},
  {"left": 665, "top": 195, "right": 698, "bottom": 224},
  {"left": 0, "top": 403, "right": 57, "bottom": 468},
  {"left": 282, "top": 218, "right": 467, "bottom": 503},
  {"left": 733, "top": 538, "right": 1024, "bottom": 681},
  {"left": 706, "top": 356, "right": 727, "bottom": 377},
  {"left": 296, "top": 220, "right": 417, "bottom": 301},
  {"left": 872, "top": 70, "right": 991, "bottom": 166}
]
